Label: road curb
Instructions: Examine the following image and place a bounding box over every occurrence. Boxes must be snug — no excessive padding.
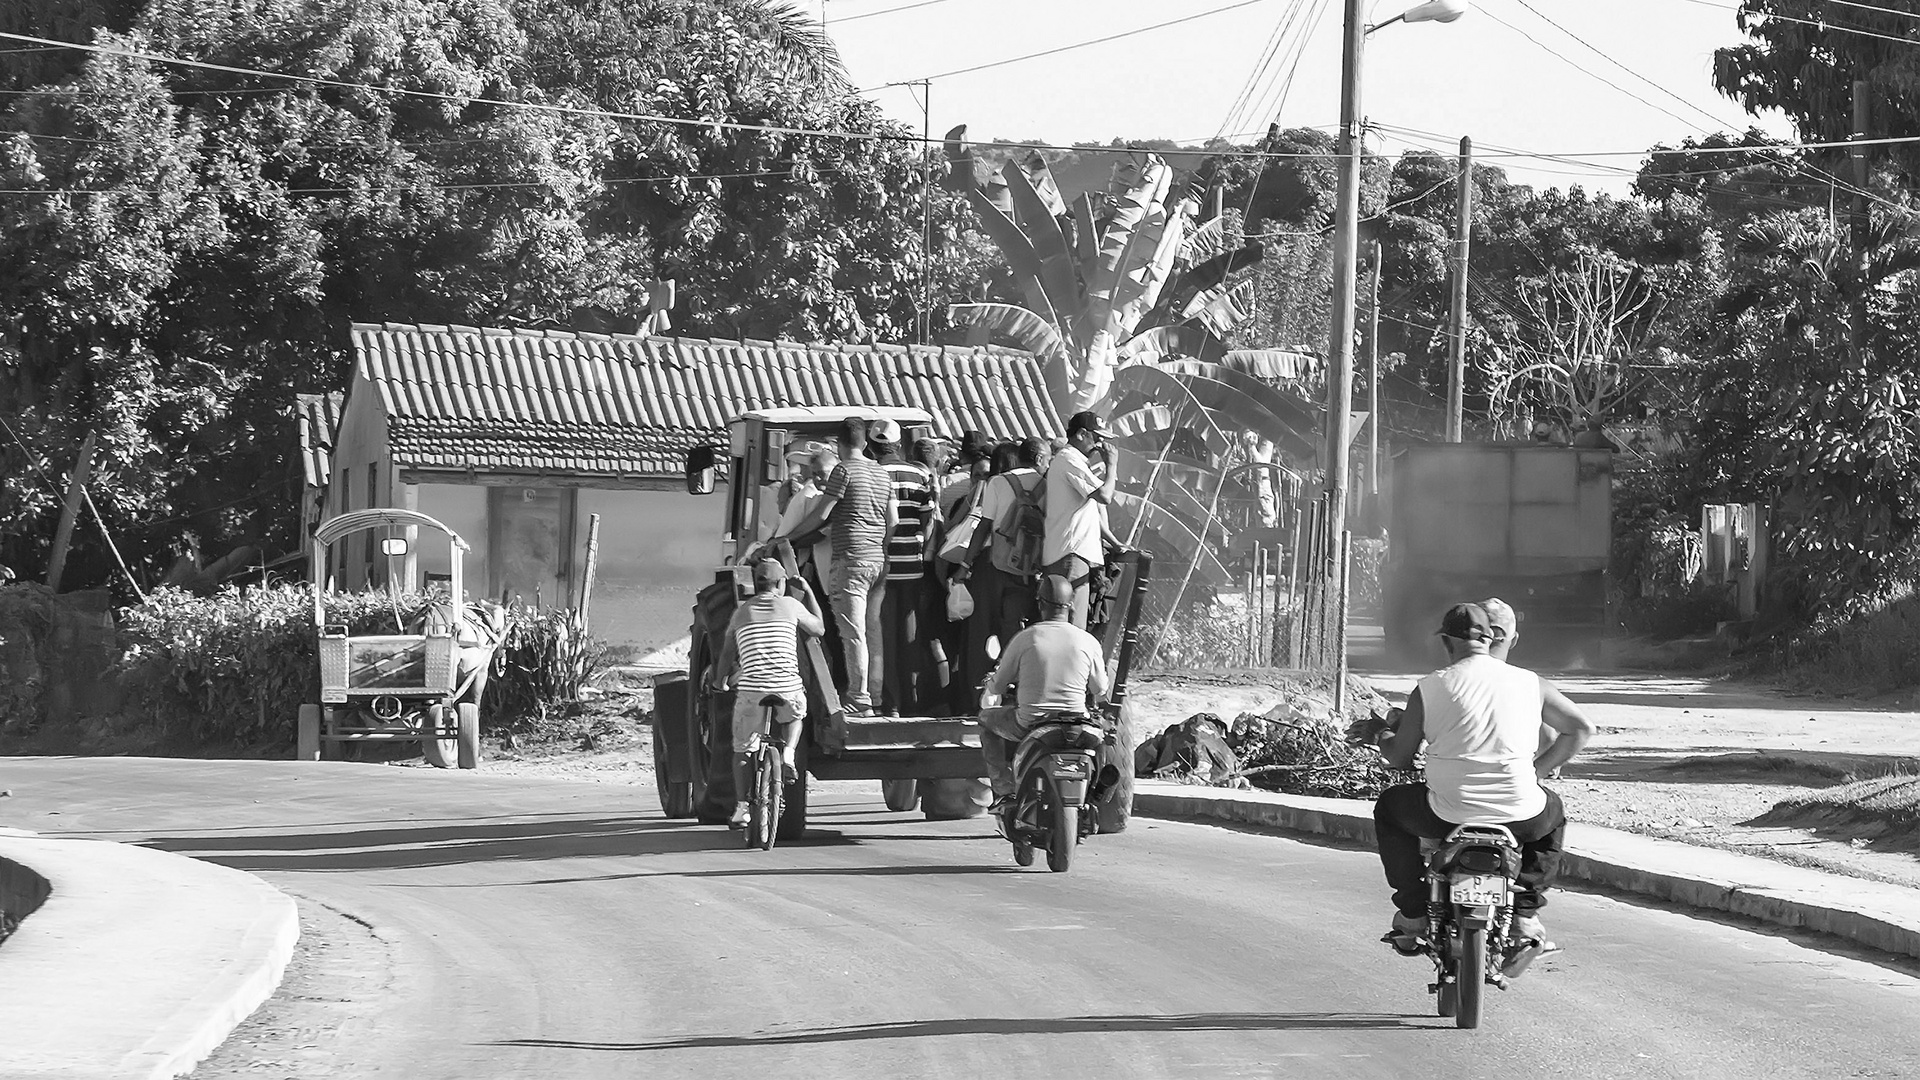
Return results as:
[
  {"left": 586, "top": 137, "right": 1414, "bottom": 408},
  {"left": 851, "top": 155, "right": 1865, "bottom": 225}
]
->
[
  {"left": 1132, "top": 781, "right": 1920, "bottom": 963},
  {"left": 0, "top": 833, "right": 299, "bottom": 1079}
]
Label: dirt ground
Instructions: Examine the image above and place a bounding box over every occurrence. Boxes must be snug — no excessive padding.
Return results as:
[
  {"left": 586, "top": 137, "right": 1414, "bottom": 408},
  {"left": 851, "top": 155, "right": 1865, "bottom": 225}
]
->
[{"left": 441, "top": 663, "right": 1920, "bottom": 893}]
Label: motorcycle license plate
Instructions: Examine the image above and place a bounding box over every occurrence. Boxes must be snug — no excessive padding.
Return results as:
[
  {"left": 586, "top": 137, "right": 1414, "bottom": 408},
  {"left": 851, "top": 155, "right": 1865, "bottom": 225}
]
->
[{"left": 1449, "top": 874, "right": 1506, "bottom": 906}]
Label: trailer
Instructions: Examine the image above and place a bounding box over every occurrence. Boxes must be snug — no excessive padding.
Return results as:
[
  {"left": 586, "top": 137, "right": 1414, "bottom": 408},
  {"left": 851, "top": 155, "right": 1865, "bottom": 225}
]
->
[{"left": 651, "top": 407, "right": 1151, "bottom": 838}]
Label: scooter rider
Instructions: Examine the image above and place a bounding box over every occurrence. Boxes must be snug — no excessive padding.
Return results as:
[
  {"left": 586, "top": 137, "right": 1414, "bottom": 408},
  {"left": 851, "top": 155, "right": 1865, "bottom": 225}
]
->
[
  {"left": 978, "top": 575, "right": 1110, "bottom": 819},
  {"left": 1367, "top": 603, "right": 1595, "bottom": 957}
]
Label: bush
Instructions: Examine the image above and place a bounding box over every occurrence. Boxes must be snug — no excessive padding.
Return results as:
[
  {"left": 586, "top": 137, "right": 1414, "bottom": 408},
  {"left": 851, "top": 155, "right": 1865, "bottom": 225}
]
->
[
  {"left": 116, "top": 584, "right": 606, "bottom": 749},
  {"left": 1224, "top": 673, "right": 1414, "bottom": 799},
  {"left": 1742, "top": 587, "right": 1920, "bottom": 696}
]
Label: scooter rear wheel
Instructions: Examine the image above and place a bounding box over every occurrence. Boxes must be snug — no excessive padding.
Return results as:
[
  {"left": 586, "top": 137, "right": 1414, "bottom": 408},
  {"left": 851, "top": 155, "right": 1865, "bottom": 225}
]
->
[{"left": 1046, "top": 780, "right": 1077, "bottom": 873}]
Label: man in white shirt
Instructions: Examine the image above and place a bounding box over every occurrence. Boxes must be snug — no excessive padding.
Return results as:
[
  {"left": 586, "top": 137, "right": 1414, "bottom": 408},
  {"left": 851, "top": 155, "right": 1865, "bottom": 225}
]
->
[
  {"left": 1042, "top": 411, "right": 1118, "bottom": 628},
  {"left": 1369, "top": 602, "right": 1595, "bottom": 964}
]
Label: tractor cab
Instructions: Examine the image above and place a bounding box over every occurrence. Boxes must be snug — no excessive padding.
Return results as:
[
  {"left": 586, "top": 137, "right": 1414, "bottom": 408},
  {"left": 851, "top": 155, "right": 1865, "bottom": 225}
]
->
[{"left": 685, "top": 405, "right": 936, "bottom": 569}]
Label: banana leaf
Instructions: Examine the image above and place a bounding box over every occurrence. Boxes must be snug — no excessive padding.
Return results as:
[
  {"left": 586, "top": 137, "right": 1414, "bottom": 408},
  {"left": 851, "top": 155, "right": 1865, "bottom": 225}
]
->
[
  {"left": 1105, "top": 371, "right": 1236, "bottom": 461},
  {"left": 947, "top": 303, "right": 1073, "bottom": 409},
  {"left": 1106, "top": 491, "right": 1231, "bottom": 588},
  {"left": 1112, "top": 194, "right": 1192, "bottom": 344},
  {"left": 1115, "top": 324, "right": 1228, "bottom": 366},
  {"left": 1001, "top": 160, "right": 1082, "bottom": 342},
  {"left": 1071, "top": 191, "right": 1099, "bottom": 285},
  {"left": 1181, "top": 241, "right": 1265, "bottom": 297},
  {"left": 941, "top": 124, "right": 976, "bottom": 193},
  {"left": 961, "top": 187, "right": 1062, "bottom": 334},
  {"left": 1177, "top": 210, "right": 1244, "bottom": 270},
  {"left": 1020, "top": 152, "right": 1069, "bottom": 219},
  {"left": 1083, "top": 154, "right": 1172, "bottom": 350},
  {"left": 1219, "top": 349, "right": 1319, "bottom": 381},
  {"left": 1184, "top": 279, "right": 1258, "bottom": 337},
  {"left": 1153, "top": 359, "right": 1321, "bottom": 460}
]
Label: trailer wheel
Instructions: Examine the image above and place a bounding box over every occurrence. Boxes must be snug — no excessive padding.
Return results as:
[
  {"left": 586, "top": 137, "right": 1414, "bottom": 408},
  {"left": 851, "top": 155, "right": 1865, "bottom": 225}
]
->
[
  {"left": 422, "top": 705, "right": 457, "bottom": 769},
  {"left": 456, "top": 703, "right": 481, "bottom": 770},
  {"left": 921, "top": 777, "right": 990, "bottom": 820},
  {"left": 297, "top": 704, "right": 321, "bottom": 761},
  {"left": 881, "top": 779, "right": 919, "bottom": 812}
]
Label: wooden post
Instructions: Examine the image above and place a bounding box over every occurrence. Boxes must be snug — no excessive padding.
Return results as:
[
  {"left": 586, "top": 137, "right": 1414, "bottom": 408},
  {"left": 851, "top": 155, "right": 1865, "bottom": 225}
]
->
[
  {"left": 1334, "top": 529, "right": 1352, "bottom": 715},
  {"left": 46, "top": 432, "right": 97, "bottom": 592},
  {"left": 577, "top": 513, "right": 602, "bottom": 626}
]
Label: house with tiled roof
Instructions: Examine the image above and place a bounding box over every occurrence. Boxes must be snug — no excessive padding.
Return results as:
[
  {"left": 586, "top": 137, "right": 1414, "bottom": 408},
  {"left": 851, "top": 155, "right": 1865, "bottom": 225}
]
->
[
  {"left": 295, "top": 392, "right": 343, "bottom": 559},
  {"left": 324, "top": 322, "right": 1061, "bottom": 655}
]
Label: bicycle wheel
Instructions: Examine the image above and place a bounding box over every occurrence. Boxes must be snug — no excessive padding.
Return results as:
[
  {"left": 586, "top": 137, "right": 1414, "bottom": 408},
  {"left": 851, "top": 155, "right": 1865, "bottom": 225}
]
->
[{"left": 757, "top": 743, "right": 781, "bottom": 852}]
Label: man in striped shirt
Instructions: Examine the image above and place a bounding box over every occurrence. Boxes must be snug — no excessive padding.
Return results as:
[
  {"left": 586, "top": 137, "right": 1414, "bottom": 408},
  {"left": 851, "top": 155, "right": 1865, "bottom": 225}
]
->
[
  {"left": 873, "top": 419, "right": 935, "bottom": 715},
  {"left": 714, "top": 559, "right": 825, "bottom": 829}
]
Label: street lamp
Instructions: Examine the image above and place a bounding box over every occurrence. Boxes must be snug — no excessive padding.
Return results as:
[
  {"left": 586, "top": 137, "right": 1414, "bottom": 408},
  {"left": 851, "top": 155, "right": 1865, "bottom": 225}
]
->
[{"left": 1320, "top": 0, "right": 1466, "bottom": 699}]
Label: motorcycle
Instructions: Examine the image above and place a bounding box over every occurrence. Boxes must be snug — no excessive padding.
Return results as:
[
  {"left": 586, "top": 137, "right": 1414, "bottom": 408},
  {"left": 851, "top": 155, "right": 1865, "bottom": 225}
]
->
[
  {"left": 1387, "top": 823, "right": 1543, "bottom": 1029},
  {"left": 1001, "top": 709, "right": 1120, "bottom": 872}
]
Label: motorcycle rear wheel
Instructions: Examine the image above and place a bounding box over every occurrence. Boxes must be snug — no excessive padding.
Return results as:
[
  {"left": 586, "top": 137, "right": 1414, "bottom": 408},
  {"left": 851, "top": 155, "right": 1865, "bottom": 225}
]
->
[
  {"left": 1046, "top": 781, "right": 1077, "bottom": 873},
  {"left": 1455, "top": 928, "right": 1487, "bottom": 1029}
]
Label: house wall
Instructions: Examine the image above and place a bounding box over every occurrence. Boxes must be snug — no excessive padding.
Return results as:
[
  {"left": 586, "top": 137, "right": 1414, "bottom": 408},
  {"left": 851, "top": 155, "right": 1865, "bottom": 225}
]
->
[
  {"left": 572, "top": 487, "right": 726, "bottom": 660},
  {"left": 324, "top": 369, "right": 395, "bottom": 589},
  {"left": 410, "top": 484, "right": 488, "bottom": 592}
]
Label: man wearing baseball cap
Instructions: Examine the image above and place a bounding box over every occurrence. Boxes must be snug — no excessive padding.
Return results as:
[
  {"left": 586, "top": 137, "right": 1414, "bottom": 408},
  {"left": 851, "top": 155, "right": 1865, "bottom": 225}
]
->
[
  {"left": 712, "top": 558, "right": 825, "bottom": 829},
  {"left": 1042, "top": 410, "right": 1119, "bottom": 628},
  {"left": 979, "top": 574, "right": 1111, "bottom": 821},
  {"left": 1365, "top": 602, "right": 1595, "bottom": 972}
]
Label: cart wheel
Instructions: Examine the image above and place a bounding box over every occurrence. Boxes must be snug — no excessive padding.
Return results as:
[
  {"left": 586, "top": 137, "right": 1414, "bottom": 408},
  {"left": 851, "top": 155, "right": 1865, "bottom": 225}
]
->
[
  {"left": 297, "top": 704, "right": 321, "bottom": 761},
  {"left": 881, "top": 778, "right": 919, "bottom": 812},
  {"left": 422, "top": 705, "right": 457, "bottom": 769},
  {"left": 456, "top": 703, "right": 481, "bottom": 770}
]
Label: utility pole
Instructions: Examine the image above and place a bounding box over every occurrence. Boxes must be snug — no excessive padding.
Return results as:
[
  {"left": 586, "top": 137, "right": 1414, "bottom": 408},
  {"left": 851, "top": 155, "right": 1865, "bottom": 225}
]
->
[
  {"left": 1851, "top": 79, "right": 1871, "bottom": 358},
  {"left": 921, "top": 79, "right": 932, "bottom": 346},
  {"left": 46, "top": 431, "right": 97, "bottom": 593},
  {"left": 1367, "top": 239, "right": 1382, "bottom": 498},
  {"left": 1445, "top": 135, "right": 1472, "bottom": 442},
  {"left": 1323, "top": 0, "right": 1365, "bottom": 542}
]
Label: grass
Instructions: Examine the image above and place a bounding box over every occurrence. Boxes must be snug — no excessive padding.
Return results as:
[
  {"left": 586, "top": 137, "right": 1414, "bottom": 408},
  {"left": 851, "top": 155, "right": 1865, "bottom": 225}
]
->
[
  {"left": 1753, "top": 772, "right": 1920, "bottom": 850},
  {"left": 1744, "top": 589, "right": 1920, "bottom": 698}
]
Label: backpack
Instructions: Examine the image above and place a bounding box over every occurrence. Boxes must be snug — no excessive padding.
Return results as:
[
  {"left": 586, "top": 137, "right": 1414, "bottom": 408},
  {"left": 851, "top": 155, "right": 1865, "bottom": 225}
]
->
[{"left": 990, "top": 473, "right": 1047, "bottom": 578}]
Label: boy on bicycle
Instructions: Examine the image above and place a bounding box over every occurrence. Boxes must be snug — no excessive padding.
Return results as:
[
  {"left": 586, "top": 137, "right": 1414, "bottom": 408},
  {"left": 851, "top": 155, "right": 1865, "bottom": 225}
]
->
[{"left": 712, "top": 558, "right": 825, "bottom": 829}]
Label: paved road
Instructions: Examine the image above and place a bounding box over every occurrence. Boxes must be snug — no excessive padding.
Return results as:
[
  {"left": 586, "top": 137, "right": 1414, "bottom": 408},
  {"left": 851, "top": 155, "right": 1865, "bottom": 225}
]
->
[{"left": 7, "top": 757, "right": 1920, "bottom": 1078}]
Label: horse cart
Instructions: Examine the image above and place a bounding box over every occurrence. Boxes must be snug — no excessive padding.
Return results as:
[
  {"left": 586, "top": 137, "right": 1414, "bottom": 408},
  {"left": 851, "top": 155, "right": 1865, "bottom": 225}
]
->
[{"left": 297, "top": 508, "right": 500, "bottom": 768}]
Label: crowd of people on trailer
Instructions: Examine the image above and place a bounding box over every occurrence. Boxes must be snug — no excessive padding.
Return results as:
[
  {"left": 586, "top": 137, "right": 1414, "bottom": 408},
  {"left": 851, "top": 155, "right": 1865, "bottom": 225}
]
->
[{"left": 755, "top": 410, "right": 1122, "bottom": 721}]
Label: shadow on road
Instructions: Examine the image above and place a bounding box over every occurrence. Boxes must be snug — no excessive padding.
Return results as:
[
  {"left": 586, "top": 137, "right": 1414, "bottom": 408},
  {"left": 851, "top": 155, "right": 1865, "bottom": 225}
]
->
[
  {"left": 490, "top": 1012, "right": 1435, "bottom": 1050},
  {"left": 139, "top": 816, "right": 742, "bottom": 872}
]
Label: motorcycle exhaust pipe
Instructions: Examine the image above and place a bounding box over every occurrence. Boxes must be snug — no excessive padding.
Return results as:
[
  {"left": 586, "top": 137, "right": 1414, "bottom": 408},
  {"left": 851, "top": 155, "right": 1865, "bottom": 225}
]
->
[
  {"left": 1088, "top": 764, "right": 1121, "bottom": 803},
  {"left": 370, "top": 695, "right": 404, "bottom": 721}
]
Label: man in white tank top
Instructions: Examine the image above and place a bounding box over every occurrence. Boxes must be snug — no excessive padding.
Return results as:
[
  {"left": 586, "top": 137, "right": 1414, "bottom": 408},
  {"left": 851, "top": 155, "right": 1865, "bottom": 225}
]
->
[{"left": 1369, "top": 603, "right": 1595, "bottom": 955}]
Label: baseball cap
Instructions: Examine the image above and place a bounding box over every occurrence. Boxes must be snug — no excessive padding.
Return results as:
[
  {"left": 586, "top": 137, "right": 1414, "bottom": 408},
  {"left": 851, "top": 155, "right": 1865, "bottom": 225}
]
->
[
  {"left": 1037, "top": 574, "right": 1075, "bottom": 608},
  {"left": 785, "top": 439, "right": 827, "bottom": 464},
  {"left": 869, "top": 418, "right": 902, "bottom": 444},
  {"left": 1437, "top": 602, "right": 1493, "bottom": 642},
  {"left": 1066, "top": 411, "right": 1110, "bottom": 439},
  {"left": 1482, "top": 597, "right": 1518, "bottom": 641},
  {"left": 751, "top": 558, "right": 787, "bottom": 588}
]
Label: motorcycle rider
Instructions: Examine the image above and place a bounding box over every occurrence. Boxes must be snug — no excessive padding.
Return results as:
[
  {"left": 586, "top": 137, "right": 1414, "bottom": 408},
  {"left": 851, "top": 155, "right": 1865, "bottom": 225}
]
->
[
  {"left": 978, "top": 574, "right": 1110, "bottom": 819},
  {"left": 1483, "top": 596, "right": 1563, "bottom": 781},
  {"left": 1368, "top": 602, "right": 1595, "bottom": 959}
]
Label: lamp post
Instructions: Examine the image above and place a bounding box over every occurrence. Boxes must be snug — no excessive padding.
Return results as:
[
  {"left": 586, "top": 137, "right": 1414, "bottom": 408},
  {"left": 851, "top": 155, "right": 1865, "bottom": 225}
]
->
[{"left": 1321, "top": 0, "right": 1465, "bottom": 696}]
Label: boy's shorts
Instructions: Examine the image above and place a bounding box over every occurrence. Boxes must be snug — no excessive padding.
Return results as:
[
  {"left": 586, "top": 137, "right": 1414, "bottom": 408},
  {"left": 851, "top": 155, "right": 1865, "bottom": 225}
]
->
[{"left": 732, "top": 692, "right": 805, "bottom": 750}]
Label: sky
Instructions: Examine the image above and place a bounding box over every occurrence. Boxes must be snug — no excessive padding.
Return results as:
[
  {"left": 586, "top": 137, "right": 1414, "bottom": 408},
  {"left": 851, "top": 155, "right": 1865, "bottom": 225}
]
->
[{"left": 823, "top": 0, "right": 1796, "bottom": 196}]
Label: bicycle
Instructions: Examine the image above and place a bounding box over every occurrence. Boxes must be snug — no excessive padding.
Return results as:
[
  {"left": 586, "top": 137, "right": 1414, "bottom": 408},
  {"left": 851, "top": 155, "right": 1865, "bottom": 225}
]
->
[{"left": 744, "top": 694, "right": 793, "bottom": 851}]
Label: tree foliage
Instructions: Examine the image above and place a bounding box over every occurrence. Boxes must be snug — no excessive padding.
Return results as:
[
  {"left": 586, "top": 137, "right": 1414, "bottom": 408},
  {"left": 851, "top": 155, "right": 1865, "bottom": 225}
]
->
[{"left": 0, "top": 0, "right": 977, "bottom": 591}]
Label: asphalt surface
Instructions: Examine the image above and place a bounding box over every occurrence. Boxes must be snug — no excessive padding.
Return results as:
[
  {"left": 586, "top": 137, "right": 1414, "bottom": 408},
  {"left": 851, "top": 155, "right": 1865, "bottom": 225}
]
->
[{"left": 7, "top": 757, "right": 1920, "bottom": 1079}]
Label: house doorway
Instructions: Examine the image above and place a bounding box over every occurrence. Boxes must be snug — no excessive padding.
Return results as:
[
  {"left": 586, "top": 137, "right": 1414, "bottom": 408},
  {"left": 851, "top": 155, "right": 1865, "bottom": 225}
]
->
[{"left": 489, "top": 486, "right": 576, "bottom": 608}]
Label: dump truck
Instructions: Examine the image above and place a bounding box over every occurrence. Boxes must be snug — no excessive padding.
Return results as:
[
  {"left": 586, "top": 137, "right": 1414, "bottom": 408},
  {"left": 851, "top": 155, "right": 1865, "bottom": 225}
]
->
[
  {"left": 1383, "top": 442, "right": 1612, "bottom": 666},
  {"left": 651, "top": 406, "right": 1152, "bottom": 839}
]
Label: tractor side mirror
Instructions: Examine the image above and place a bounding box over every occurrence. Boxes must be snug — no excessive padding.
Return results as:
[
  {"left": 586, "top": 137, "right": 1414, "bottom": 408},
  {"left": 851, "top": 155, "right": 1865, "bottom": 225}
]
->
[{"left": 686, "top": 445, "right": 717, "bottom": 495}]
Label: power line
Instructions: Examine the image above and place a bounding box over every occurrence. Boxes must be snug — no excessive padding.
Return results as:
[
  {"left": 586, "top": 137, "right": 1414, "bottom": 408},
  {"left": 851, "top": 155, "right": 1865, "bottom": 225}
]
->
[
  {"left": 1480, "top": 6, "right": 1718, "bottom": 134},
  {"left": 1506, "top": 0, "right": 1750, "bottom": 132},
  {"left": 1677, "top": 0, "right": 1920, "bottom": 46},
  {"left": 830, "top": 0, "right": 955, "bottom": 23},
  {"left": 1824, "top": 0, "right": 1920, "bottom": 21},
  {"left": 862, "top": 0, "right": 1270, "bottom": 88}
]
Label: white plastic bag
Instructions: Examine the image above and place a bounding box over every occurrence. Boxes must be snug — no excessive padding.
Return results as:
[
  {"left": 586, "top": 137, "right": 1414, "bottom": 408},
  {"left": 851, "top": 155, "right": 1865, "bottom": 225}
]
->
[{"left": 946, "top": 580, "right": 975, "bottom": 621}]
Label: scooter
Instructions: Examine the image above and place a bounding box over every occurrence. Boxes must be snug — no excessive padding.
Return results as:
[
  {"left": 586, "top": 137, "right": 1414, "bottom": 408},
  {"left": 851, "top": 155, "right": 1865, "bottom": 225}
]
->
[
  {"left": 1001, "top": 709, "right": 1120, "bottom": 872},
  {"left": 1385, "top": 824, "right": 1544, "bottom": 1029}
]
